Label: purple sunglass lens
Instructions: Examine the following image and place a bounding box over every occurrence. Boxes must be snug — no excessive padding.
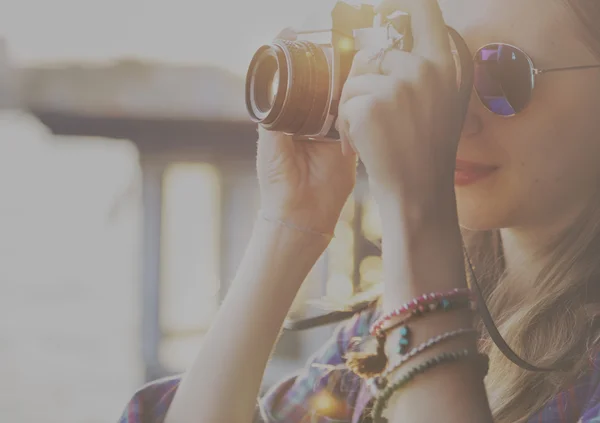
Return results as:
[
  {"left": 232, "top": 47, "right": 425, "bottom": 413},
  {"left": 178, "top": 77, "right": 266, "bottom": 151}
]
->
[{"left": 474, "top": 44, "right": 534, "bottom": 116}]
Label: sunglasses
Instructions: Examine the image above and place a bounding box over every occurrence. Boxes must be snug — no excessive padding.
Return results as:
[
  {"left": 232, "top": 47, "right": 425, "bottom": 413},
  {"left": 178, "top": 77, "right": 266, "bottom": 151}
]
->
[{"left": 469, "top": 43, "right": 600, "bottom": 117}]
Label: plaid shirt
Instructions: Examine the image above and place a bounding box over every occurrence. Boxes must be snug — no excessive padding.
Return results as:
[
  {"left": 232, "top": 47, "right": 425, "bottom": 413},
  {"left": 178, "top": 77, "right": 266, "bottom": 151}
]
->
[{"left": 119, "top": 308, "right": 600, "bottom": 423}]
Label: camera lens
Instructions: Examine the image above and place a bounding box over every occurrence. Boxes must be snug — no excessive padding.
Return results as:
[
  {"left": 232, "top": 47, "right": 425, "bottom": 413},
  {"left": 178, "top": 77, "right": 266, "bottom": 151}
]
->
[
  {"left": 266, "top": 70, "right": 279, "bottom": 109},
  {"left": 245, "top": 40, "right": 331, "bottom": 136},
  {"left": 252, "top": 52, "right": 279, "bottom": 113}
]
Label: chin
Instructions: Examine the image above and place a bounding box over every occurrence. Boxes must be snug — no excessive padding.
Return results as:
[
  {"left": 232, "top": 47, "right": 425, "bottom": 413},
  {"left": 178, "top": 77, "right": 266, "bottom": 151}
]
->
[
  {"left": 455, "top": 169, "right": 520, "bottom": 231},
  {"left": 456, "top": 194, "right": 514, "bottom": 232},
  {"left": 458, "top": 219, "right": 502, "bottom": 232}
]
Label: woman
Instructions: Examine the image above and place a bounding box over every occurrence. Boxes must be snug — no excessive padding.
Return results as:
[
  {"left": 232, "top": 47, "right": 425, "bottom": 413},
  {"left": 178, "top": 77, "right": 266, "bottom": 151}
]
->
[{"left": 120, "top": 0, "right": 600, "bottom": 422}]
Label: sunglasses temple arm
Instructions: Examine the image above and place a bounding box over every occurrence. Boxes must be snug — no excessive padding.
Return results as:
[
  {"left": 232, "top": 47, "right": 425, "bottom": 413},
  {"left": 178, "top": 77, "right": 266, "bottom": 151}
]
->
[{"left": 534, "top": 64, "right": 600, "bottom": 75}]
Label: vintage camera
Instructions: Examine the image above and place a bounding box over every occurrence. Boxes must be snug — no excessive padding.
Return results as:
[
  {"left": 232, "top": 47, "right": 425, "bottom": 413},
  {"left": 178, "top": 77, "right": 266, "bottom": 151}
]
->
[{"left": 244, "top": 1, "right": 412, "bottom": 141}]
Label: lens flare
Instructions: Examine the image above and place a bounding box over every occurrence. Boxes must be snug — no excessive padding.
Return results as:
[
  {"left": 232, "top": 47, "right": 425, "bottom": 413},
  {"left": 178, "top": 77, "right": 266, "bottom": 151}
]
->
[
  {"left": 338, "top": 37, "right": 354, "bottom": 52},
  {"left": 310, "top": 391, "right": 343, "bottom": 416}
]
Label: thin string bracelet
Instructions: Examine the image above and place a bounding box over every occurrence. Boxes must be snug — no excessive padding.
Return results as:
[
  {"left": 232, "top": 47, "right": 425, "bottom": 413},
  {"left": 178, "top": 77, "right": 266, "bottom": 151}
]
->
[
  {"left": 367, "top": 328, "right": 479, "bottom": 394},
  {"left": 259, "top": 210, "right": 335, "bottom": 240},
  {"left": 371, "top": 350, "right": 490, "bottom": 423}
]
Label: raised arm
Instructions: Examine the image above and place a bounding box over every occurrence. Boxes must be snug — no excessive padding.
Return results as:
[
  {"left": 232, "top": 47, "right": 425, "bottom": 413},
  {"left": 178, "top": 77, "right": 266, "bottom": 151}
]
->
[
  {"left": 162, "top": 125, "right": 357, "bottom": 423},
  {"left": 337, "top": 0, "right": 494, "bottom": 420},
  {"left": 164, "top": 216, "right": 331, "bottom": 423}
]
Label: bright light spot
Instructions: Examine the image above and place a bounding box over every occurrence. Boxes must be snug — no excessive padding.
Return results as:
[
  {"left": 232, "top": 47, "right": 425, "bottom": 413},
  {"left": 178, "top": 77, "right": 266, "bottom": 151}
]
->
[
  {"left": 338, "top": 37, "right": 354, "bottom": 52},
  {"left": 360, "top": 255, "right": 382, "bottom": 290},
  {"left": 361, "top": 195, "right": 382, "bottom": 242},
  {"left": 311, "top": 391, "right": 340, "bottom": 414}
]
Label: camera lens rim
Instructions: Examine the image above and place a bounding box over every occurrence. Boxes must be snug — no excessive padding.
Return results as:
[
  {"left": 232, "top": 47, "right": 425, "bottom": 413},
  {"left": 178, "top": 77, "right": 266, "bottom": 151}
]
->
[
  {"left": 245, "top": 44, "right": 289, "bottom": 124},
  {"left": 245, "top": 39, "right": 332, "bottom": 136}
]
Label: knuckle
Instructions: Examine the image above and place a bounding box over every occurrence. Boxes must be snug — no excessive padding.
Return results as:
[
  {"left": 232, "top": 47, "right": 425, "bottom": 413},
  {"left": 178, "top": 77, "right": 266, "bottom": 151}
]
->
[
  {"left": 390, "top": 78, "right": 411, "bottom": 96},
  {"left": 415, "top": 58, "right": 438, "bottom": 80},
  {"left": 352, "top": 49, "right": 372, "bottom": 68}
]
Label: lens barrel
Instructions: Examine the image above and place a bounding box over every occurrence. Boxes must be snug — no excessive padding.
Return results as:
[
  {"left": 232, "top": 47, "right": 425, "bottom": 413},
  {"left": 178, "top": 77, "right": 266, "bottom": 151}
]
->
[{"left": 245, "top": 40, "right": 331, "bottom": 135}]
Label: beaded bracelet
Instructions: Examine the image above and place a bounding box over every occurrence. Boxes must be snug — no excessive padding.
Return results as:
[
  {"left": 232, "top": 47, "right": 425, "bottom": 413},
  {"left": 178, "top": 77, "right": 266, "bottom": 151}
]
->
[
  {"left": 367, "top": 328, "right": 478, "bottom": 395},
  {"left": 371, "top": 350, "right": 490, "bottom": 423},
  {"left": 345, "top": 297, "right": 473, "bottom": 378},
  {"left": 370, "top": 288, "right": 474, "bottom": 337},
  {"left": 377, "top": 296, "right": 474, "bottom": 339}
]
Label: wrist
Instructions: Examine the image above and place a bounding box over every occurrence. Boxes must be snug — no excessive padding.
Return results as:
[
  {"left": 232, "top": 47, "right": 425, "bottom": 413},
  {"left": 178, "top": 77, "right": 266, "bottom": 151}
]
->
[
  {"left": 377, "top": 190, "right": 467, "bottom": 305},
  {"left": 258, "top": 204, "right": 341, "bottom": 236},
  {"left": 259, "top": 209, "right": 335, "bottom": 240},
  {"left": 377, "top": 185, "right": 459, "bottom": 235},
  {"left": 252, "top": 213, "right": 331, "bottom": 265}
]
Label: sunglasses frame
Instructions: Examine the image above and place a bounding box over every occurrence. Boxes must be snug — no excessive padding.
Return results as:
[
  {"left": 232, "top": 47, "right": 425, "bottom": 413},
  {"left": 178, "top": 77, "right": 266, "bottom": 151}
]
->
[{"left": 470, "top": 42, "right": 600, "bottom": 118}]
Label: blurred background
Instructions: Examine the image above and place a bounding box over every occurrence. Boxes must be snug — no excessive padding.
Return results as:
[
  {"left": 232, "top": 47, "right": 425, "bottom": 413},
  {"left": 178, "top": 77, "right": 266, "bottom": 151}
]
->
[{"left": 0, "top": 0, "right": 384, "bottom": 422}]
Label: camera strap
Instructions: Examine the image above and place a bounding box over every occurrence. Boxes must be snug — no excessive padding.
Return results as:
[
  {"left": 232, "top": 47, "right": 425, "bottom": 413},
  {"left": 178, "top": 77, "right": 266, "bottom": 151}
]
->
[{"left": 450, "top": 27, "right": 564, "bottom": 372}]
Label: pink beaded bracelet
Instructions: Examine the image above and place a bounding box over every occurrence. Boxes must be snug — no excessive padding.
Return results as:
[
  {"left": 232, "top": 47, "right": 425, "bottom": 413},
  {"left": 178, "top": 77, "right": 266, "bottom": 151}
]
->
[{"left": 370, "top": 288, "right": 474, "bottom": 338}]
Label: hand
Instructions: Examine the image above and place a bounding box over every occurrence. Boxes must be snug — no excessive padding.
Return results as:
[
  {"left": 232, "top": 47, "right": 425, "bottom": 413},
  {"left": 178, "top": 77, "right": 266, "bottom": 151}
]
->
[
  {"left": 257, "top": 127, "right": 357, "bottom": 235},
  {"left": 338, "top": 0, "right": 462, "bottom": 206},
  {"left": 256, "top": 28, "right": 357, "bottom": 235}
]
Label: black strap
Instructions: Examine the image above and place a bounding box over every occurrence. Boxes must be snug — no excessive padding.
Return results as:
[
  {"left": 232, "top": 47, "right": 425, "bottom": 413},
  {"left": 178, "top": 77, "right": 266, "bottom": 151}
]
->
[
  {"left": 449, "top": 27, "right": 563, "bottom": 372},
  {"left": 463, "top": 243, "right": 565, "bottom": 372},
  {"left": 283, "top": 301, "right": 373, "bottom": 330}
]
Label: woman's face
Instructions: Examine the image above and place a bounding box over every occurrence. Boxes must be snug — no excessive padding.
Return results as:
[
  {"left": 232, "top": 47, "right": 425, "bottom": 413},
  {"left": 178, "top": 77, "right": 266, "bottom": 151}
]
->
[{"left": 441, "top": 0, "right": 600, "bottom": 231}]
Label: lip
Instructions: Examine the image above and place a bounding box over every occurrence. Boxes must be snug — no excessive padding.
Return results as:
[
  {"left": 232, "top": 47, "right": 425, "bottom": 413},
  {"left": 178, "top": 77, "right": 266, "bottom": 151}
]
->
[{"left": 454, "top": 159, "right": 498, "bottom": 186}]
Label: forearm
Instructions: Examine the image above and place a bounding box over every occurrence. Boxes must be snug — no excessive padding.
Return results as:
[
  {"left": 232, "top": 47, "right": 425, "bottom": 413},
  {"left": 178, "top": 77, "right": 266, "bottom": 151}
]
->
[
  {"left": 164, "top": 217, "right": 329, "bottom": 423},
  {"left": 377, "top": 191, "right": 493, "bottom": 423}
]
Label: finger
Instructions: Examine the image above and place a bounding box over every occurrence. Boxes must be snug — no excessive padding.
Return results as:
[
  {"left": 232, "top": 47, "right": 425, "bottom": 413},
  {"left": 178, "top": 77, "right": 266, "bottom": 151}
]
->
[
  {"left": 341, "top": 129, "right": 358, "bottom": 156},
  {"left": 341, "top": 131, "right": 359, "bottom": 156},
  {"left": 375, "top": 0, "right": 453, "bottom": 68},
  {"left": 339, "top": 73, "right": 391, "bottom": 107},
  {"left": 337, "top": 94, "right": 378, "bottom": 151},
  {"left": 335, "top": 117, "right": 356, "bottom": 156},
  {"left": 347, "top": 47, "right": 427, "bottom": 81},
  {"left": 348, "top": 46, "right": 412, "bottom": 77},
  {"left": 341, "top": 137, "right": 352, "bottom": 156}
]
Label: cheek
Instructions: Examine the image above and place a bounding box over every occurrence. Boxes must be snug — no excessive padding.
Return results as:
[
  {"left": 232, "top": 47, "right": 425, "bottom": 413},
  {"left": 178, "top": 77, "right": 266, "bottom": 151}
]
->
[
  {"left": 505, "top": 125, "right": 596, "bottom": 198},
  {"left": 504, "top": 74, "right": 600, "bottom": 187}
]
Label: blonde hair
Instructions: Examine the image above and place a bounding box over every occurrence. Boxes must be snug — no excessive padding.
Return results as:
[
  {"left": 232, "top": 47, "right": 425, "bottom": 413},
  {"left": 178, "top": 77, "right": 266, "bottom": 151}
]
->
[
  {"left": 463, "top": 196, "right": 600, "bottom": 423},
  {"left": 455, "top": 4, "right": 600, "bottom": 420}
]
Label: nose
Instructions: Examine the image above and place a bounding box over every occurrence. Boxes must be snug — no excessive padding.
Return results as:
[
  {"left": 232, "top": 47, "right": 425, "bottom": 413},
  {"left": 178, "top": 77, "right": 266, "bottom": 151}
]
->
[
  {"left": 462, "top": 111, "right": 483, "bottom": 137},
  {"left": 461, "top": 93, "right": 484, "bottom": 137}
]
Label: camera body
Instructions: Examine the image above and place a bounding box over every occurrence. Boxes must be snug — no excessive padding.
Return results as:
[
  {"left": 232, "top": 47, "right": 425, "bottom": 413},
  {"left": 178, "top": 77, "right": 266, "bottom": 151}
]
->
[{"left": 245, "top": 1, "right": 411, "bottom": 141}]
